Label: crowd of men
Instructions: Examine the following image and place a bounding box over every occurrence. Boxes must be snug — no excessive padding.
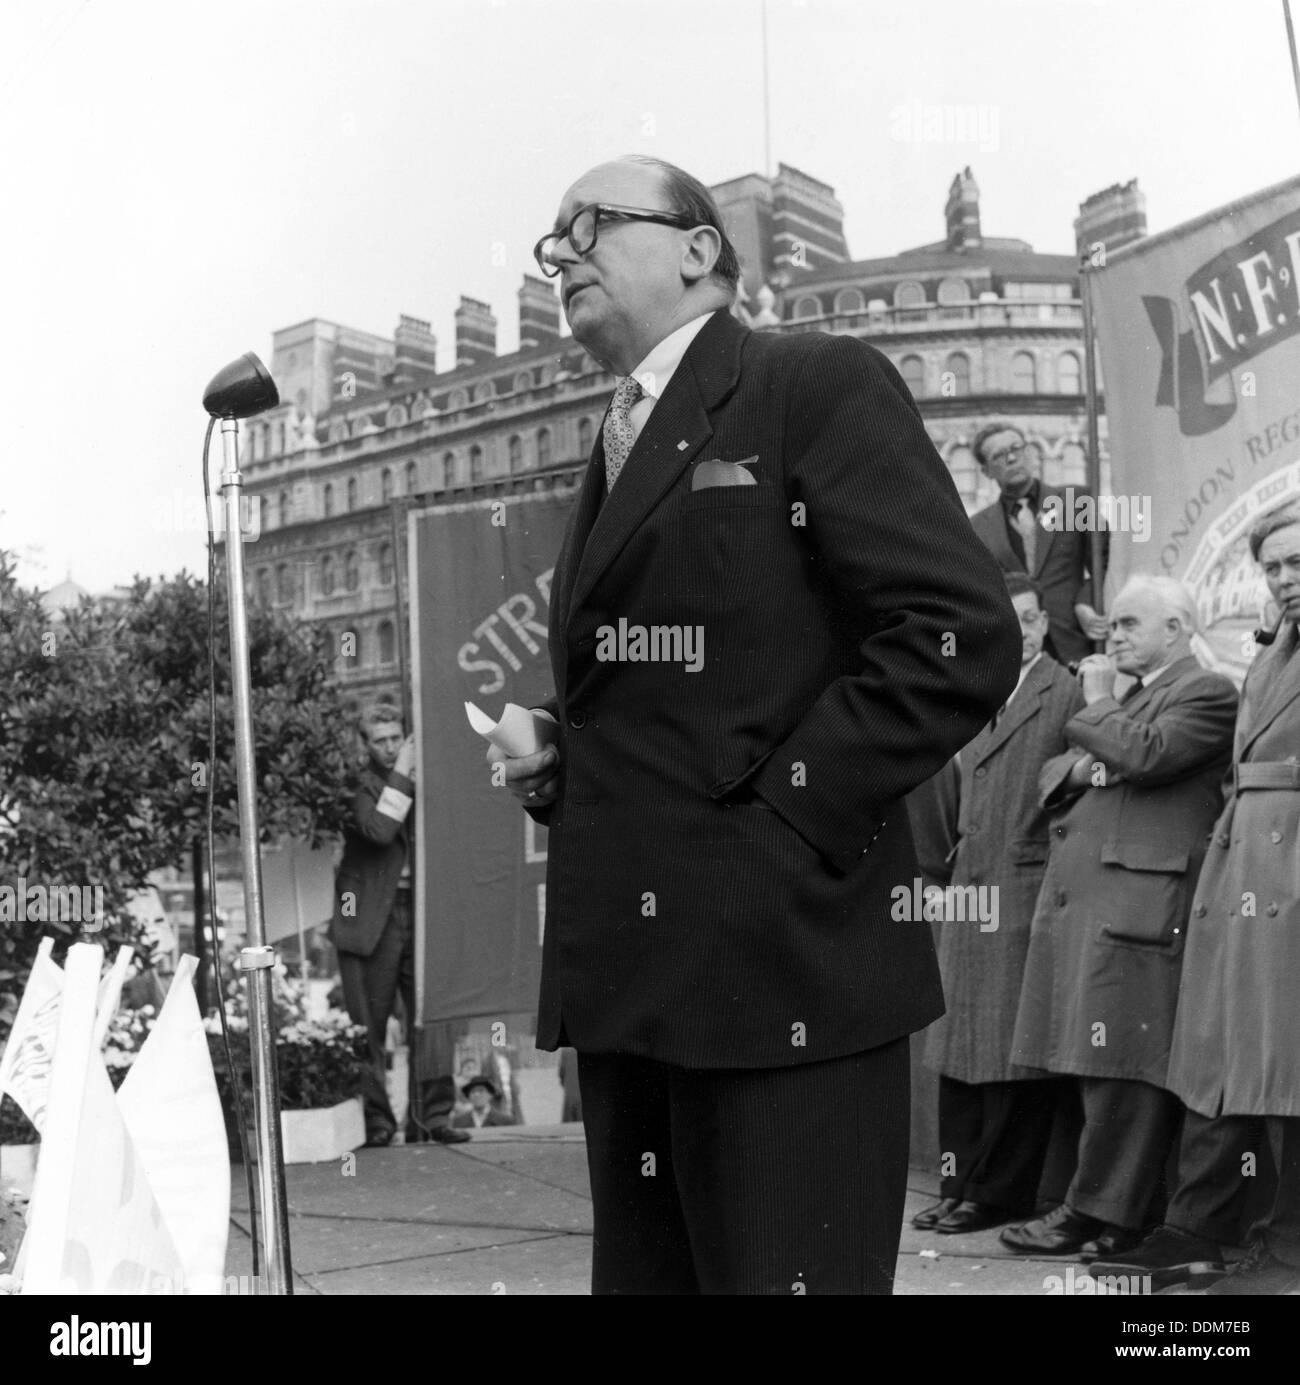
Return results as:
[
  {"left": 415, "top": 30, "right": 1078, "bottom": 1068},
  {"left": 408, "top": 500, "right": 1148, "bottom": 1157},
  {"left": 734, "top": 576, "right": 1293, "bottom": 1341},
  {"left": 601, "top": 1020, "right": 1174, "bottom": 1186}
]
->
[{"left": 909, "top": 437, "right": 1300, "bottom": 1297}]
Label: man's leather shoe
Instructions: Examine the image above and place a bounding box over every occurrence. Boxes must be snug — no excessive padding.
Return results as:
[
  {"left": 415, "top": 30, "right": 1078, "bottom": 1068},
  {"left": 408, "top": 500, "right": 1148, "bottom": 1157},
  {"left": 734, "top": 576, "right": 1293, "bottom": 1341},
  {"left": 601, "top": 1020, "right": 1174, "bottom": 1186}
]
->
[
  {"left": 999, "top": 1204, "right": 1106, "bottom": 1254},
  {"left": 911, "top": 1197, "right": 960, "bottom": 1230},
  {"left": 1079, "top": 1226, "right": 1143, "bottom": 1262},
  {"left": 364, "top": 1128, "right": 394, "bottom": 1148},
  {"left": 1204, "top": 1240, "right": 1300, "bottom": 1295},
  {"left": 1089, "top": 1225, "right": 1225, "bottom": 1290},
  {"left": 428, "top": 1124, "right": 471, "bottom": 1143},
  {"left": 935, "top": 1201, "right": 1018, "bottom": 1235}
]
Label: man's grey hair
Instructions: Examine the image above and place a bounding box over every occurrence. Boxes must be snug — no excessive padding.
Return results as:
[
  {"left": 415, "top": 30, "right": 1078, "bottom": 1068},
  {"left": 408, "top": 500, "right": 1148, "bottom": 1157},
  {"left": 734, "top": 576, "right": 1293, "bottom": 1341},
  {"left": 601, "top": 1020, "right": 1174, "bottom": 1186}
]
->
[{"left": 1117, "top": 574, "right": 1199, "bottom": 635}]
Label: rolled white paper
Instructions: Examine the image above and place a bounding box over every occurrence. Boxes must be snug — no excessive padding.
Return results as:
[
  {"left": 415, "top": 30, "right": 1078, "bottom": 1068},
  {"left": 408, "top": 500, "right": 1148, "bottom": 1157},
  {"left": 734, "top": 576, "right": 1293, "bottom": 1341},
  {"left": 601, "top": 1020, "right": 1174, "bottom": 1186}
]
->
[{"left": 465, "top": 701, "right": 559, "bottom": 759}]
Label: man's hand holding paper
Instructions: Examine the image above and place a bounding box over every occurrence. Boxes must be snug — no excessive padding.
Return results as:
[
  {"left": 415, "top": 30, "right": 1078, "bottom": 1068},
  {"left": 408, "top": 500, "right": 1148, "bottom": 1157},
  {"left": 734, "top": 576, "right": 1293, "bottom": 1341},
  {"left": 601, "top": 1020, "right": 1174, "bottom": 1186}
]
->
[{"left": 467, "top": 702, "right": 561, "bottom": 807}]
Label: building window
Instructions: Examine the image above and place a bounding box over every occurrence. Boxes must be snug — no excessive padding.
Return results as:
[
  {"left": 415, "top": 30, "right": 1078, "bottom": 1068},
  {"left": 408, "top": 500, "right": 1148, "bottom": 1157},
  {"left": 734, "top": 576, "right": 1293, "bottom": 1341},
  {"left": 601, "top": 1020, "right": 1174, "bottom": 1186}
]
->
[
  {"left": 378, "top": 620, "right": 396, "bottom": 666},
  {"left": 329, "top": 419, "right": 348, "bottom": 444},
  {"left": 320, "top": 554, "right": 335, "bottom": 597},
  {"left": 344, "top": 550, "right": 360, "bottom": 592},
  {"left": 943, "top": 352, "right": 971, "bottom": 397},
  {"left": 442, "top": 451, "right": 456, "bottom": 488},
  {"left": 1011, "top": 351, "right": 1037, "bottom": 393},
  {"left": 322, "top": 483, "right": 333, "bottom": 518},
  {"left": 378, "top": 543, "right": 393, "bottom": 586},
  {"left": 937, "top": 277, "right": 971, "bottom": 304},
  {"left": 346, "top": 477, "right": 357, "bottom": 511},
  {"left": 895, "top": 281, "right": 927, "bottom": 322},
  {"left": 514, "top": 370, "right": 532, "bottom": 393},
  {"left": 793, "top": 295, "right": 821, "bottom": 320},
  {"left": 470, "top": 445, "right": 485, "bottom": 482},
  {"left": 899, "top": 355, "right": 926, "bottom": 397},
  {"left": 474, "top": 381, "right": 496, "bottom": 403},
  {"left": 386, "top": 404, "right": 408, "bottom": 428},
  {"left": 578, "top": 417, "right": 593, "bottom": 456},
  {"left": 537, "top": 427, "right": 552, "bottom": 468},
  {"left": 381, "top": 467, "right": 393, "bottom": 503},
  {"left": 508, "top": 434, "right": 523, "bottom": 472},
  {"left": 1058, "top": 351, "right": 1082, "bottom": 395},
  {"left": 833, "top": 288, "right": 865, "bottom": 315},
  {"left": 448, "top": 387, "right": 469, "bottom": 410},
  {"left": 405, "top": 459, "right": 418, "bottom": 493},
  {"left": 276, "top": 563, "right": 291, "bottom": 604}
]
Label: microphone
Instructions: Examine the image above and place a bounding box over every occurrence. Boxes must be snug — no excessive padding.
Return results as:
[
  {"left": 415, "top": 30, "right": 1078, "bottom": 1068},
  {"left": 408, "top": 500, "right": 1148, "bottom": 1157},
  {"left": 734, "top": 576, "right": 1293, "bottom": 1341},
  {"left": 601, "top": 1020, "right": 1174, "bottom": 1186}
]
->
[
  {"left": 1253, "top": 611, "right": 1287, "bottom": 647},
  {"left": 202, "top": 352, "right": 279, "bottom": 419}
]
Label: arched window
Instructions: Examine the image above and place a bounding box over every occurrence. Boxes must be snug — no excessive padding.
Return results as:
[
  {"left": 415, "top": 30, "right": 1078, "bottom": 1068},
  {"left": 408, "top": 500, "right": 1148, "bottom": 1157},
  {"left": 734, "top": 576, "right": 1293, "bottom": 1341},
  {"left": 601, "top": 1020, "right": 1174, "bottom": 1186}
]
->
[
  {"left": 329, "top": 419, "right": 348, "bottom": 444},
  {"left": 378, "top": 620, "right": 396, "bottom": 666},
  {"left": 943, "top": 351, "right": 971, "bottom": 397},
  {"left": 276, "top": 563, "right": 291, "bottom": 604},
  {"left": 442, "top": 451, "right": 456, "bottom": 487},
  {"left": 405, "top": 459, "right": 418, "bottom": 493},
  {"left": 895, "top": 281, "right": 927, "bottom": 322},
  {"left": 344, "top": 550, "right": 360, "bottom": 592},
  {"left": 322, "top": 483, "right": 333, "bottom": 518},
  {"left": 448, "top": 387, "right": 469, "bottom": 410},
  {"left": 578, "top": 417, "right": 594, "bottom": 456},
  {"left": 320, "top": 554, "right": 335, "bottom": 597},
  {"left": 346, "top": 477, "right": 357, "bottom": 511},
  {"left": 1011, "top": 351, "right": 1037, "bottom": 393},
  {"left": 470, "top": 445, "right": 485, "bottom": 482},
  {"left": 834, "top": 288, "right": 865, "bottom": 315},
  {"left": 378, "top": 543, "right": 393, "bottom": 586},
  {"left": 1058, "top": 351, "right": 1082, "bottom": 395},
  {"left": 474, "top": 381, "right": 496, "bottom": 403},
  {"left": 508, "top": 435, "right": 523, "bottom": 472},
  {"left": 379, "top": 467, "right": 391, "bottom": 502},
  {"left": 278, "top": 491, "right": 290, "bottom": 528},
  {"left": 514, "top": 370, "right": 533, "bottom": 393},
  {"left": 385, "top": 404, "right": 408, "bottom": 428},
  {"left": 793, "top": 295, "right": 821, "bottom": 320},
  {"left": 899, "top": 355, "right": 926, "bottom": 397},
  {"left": 537, "top": 428, "right": 552, "bottom": 468}
]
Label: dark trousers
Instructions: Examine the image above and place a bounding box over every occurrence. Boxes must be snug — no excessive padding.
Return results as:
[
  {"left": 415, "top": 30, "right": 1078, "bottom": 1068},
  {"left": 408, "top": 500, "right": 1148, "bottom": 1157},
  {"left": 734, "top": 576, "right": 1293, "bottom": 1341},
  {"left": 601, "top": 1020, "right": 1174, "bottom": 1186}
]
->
[
  {"left": 1065, "top": 1077, "right": 1183, "bottom": 1229},
  {"left": 938, "top": 1074, "right": 1063, "bottom": 1210},
  {"left": 338, "top": 892, "right": 455, "bottom": 1139},
  {"left": 1169, "top": 1110, "right": 1300, "bottom": 1265},
  {"left": 577, "top": 1038, "right": 910, "bottom": 1295}
]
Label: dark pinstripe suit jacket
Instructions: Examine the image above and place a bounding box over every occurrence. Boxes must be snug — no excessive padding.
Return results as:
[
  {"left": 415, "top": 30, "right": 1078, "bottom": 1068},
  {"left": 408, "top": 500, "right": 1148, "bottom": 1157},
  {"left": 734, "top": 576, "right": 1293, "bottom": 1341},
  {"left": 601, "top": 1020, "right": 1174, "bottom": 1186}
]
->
[{"left": 530, "top": 308, "right": 1021, "bottom": 1068}]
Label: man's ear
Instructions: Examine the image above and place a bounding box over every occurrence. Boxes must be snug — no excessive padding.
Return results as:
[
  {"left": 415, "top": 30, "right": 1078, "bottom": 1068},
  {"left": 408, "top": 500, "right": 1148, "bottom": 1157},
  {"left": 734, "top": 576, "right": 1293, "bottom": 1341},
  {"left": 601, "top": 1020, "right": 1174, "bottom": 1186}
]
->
[{"left": 680, "top": 225, "right": 722, "bottom": 283}]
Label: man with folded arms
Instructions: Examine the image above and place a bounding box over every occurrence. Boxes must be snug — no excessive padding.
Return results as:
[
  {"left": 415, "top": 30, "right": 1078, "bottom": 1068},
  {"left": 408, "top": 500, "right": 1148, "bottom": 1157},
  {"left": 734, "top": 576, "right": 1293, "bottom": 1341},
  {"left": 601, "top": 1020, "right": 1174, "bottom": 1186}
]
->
[
  {"left": 487, "top": 155, "right": 1021, "bottom": 1294},
  {"left": 1000, "top": 576, "right": 1237, "bottom": 1259}
]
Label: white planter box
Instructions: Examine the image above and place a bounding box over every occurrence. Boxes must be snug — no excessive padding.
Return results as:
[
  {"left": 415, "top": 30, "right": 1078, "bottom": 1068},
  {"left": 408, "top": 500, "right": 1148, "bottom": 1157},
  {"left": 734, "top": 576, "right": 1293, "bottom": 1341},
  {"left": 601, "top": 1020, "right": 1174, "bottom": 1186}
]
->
[
  {"left": 279, "top": 1098, "right": 364, "bottom": 1165},
  {"left": 0, "top": 1143, "right": 39, "bottom": 1198}
]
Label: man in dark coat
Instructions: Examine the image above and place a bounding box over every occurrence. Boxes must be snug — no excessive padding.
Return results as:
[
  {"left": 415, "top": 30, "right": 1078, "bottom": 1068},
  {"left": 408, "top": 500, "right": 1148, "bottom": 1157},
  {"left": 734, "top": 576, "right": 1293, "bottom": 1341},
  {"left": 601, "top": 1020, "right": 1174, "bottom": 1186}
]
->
[
  {"left": 331, "top": 704, "right": 468, "bottom": 1146},
  {"left": 1001, "top": 576, "right": 1238, "bottom": 1256},
  {"left": 492, "top": 155, "right": 1021, "bottom": 1294},
  {"left": 916, "top": 573, "right": 1084, "bottom": 1235},
  {"left": 1095, "top": 502, "right": 1300, "bottom": 1294},
  {"left": 968, "top": 420, "right": 1108, "bottom": 666}
]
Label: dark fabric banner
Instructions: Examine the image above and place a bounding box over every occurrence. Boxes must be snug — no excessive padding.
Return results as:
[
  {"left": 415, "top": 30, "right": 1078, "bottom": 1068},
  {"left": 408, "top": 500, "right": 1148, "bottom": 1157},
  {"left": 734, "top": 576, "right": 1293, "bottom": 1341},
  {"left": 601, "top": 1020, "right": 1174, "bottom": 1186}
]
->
[{"left": 409, "top": 490, "right": 575, "bottom": 1024}]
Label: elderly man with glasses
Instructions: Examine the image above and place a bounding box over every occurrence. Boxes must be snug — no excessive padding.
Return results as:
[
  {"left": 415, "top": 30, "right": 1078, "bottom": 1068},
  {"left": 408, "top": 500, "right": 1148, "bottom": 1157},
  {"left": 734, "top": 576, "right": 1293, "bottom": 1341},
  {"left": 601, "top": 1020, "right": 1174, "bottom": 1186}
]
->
[
  {"left": 489, "top": 154, "right": 1021, "bottom": 1294},
  {"left": 968, "top": 421, "right": 1109, "bottom": 666}
]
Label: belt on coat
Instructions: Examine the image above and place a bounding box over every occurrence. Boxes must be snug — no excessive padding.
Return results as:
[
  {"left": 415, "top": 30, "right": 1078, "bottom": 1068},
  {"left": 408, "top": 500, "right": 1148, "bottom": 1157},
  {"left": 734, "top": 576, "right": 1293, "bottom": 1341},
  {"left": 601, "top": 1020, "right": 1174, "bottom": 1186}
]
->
[{"left": 1235, "top": 760, "right": 1300, "bottom": 791}]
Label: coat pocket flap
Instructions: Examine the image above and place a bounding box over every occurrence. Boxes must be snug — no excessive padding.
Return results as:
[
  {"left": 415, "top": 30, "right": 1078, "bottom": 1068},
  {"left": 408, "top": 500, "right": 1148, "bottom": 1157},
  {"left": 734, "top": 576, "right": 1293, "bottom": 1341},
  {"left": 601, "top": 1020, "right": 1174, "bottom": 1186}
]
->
[{"left": 1100, "top": 840, "right": 1189, "bottom": 873}]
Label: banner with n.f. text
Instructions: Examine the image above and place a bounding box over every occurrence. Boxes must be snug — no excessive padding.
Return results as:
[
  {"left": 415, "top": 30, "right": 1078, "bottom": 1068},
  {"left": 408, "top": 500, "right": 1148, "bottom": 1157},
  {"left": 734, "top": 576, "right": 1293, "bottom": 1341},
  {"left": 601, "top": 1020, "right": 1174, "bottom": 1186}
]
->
[
  {"left": 409, "top": 491, "right": 574, "bottom": 1024},
  {"left": 1092, "top": 173, "right": 1300, "bottom": 680}
]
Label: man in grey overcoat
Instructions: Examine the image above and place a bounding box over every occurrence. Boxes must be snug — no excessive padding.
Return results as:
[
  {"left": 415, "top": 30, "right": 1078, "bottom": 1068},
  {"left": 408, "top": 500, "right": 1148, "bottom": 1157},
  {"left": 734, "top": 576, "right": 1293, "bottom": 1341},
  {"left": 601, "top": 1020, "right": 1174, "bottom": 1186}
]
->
[
  {"left": 1001, "top": 575, "right": 1238, "bottom": 1257},
  {"left": 914, "top": 573, "right": 1084, "bottom": 1236}
]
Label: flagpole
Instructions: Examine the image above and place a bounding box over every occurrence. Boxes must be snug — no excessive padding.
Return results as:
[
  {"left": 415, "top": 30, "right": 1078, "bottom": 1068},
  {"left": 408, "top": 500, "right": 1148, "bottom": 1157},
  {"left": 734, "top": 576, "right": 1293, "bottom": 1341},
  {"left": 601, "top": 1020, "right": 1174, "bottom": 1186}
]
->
[
  {"left": 1285, "top": 0, "right": 1300, "bottom": 129},
  {"left": 1079, "top": 254, "right": 1106, "bottom": 633},
  {"left": 761, "top": 0, "right": 772, "bottom": 178}
]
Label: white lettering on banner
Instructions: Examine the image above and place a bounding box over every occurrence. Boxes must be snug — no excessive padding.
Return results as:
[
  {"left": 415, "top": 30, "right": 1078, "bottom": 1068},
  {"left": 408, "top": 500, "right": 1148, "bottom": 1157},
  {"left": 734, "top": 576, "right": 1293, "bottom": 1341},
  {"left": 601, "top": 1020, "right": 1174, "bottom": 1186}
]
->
[{"left": 457, "top": 570, "right": 554, "bottom": 696}]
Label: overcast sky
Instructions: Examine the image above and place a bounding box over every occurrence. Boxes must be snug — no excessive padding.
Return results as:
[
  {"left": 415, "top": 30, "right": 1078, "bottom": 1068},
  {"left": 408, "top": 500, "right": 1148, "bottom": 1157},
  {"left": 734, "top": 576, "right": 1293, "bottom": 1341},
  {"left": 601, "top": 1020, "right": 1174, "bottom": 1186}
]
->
[{"left": 2, "top": 0, "right": 1296, "bottom": 592}]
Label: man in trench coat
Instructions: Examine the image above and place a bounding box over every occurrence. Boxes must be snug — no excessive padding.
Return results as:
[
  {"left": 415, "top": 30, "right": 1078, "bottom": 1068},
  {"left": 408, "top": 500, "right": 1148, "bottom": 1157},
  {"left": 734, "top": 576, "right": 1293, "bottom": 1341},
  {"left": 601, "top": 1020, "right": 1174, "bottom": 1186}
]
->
[
  {"left": 1094, "top": 502, "right": 1300, "bottom": 1294},
  {"left": 1001, "top": 575, "right": 1238, "bottom": 1256},
  {"left": 915, "top": 573, "right": 1083, "bottom": 1235}
]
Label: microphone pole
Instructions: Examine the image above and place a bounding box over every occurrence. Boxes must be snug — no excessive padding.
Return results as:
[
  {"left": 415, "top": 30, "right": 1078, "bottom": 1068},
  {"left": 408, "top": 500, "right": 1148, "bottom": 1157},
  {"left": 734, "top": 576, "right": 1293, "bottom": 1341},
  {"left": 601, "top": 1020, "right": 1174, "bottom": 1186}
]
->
[{"left": 202, "top": 353, "right": 293, "bottom": 1295}]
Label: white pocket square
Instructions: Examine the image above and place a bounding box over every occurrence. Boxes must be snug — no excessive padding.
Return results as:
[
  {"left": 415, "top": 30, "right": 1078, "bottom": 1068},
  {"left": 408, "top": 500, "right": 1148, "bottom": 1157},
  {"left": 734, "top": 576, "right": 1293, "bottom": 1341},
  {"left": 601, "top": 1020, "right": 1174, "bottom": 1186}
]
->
[{"left": 692, "top": 456, "right": 759, "bottom": 490}]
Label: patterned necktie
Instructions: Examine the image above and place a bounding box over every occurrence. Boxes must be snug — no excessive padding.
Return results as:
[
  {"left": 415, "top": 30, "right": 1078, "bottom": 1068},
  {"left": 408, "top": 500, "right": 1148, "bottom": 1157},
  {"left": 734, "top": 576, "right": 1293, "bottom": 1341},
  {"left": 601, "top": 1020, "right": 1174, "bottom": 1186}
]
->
[
  {"left": 603, "top": 376, "right": 645, "bottom": 492},
  {"left": 1014, "top": 497, "right": 1038, "bottom": 573},
  {"left": 1119, "top": 676, "right": 1144, "bottom": 705}
]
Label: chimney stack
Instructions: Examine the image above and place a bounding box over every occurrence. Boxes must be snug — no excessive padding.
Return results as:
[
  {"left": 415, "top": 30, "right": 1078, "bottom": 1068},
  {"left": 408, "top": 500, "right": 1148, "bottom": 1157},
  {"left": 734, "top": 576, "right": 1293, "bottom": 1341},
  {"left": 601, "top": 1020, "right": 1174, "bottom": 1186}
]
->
[
  {"left": 392, "top": 314, "right": 438, "bottom": 383},
  {"left": 945, "top": 168, "right": 982, "bottom": 251},
  {"left": 518, "top": 274, "right": 561, "bottom": 349},
  {"left": 1074, "top": 179, "right": 1147, "bottom": 260},
  {"left": 454, "top": 296, "right": 497, "bottom": 368}
]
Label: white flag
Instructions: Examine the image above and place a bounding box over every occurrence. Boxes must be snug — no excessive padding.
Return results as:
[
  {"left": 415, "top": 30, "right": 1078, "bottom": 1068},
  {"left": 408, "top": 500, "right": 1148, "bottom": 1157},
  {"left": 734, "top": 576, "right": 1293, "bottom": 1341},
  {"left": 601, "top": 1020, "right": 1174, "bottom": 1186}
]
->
[{"left": 0, "top": 938, "right": 61, "bottom": 1132}]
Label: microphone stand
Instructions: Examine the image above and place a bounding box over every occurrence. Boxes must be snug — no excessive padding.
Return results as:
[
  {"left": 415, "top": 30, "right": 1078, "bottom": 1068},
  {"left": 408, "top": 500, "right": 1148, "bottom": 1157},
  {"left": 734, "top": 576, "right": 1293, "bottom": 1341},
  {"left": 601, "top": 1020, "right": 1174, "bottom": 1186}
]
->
[{"left": 218, "top": 417, "right": 293, "bottom": 1294}]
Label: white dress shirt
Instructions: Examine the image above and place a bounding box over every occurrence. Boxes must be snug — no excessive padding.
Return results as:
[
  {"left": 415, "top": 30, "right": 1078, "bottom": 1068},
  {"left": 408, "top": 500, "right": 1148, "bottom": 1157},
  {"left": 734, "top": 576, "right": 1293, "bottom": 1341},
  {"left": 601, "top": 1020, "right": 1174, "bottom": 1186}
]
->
[{"left": 623, "top": 312, "right": 716, "bottom": 442}]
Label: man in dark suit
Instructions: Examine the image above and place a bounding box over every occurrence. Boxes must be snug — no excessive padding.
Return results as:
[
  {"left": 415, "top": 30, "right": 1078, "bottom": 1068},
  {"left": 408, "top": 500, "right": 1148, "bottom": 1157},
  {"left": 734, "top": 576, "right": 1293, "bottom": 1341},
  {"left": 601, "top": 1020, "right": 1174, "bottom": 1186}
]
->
[
  {"left": 968, "top": 421, "right": 1108, "bottom": 666},
  {"left": 1001, "top": 576, "right": 1238, "bottom": 1256},
  {"left": 332, "top": 704, "right": 469, "bottom": 1146},
  {"left": 493, "top": 155, "right": 1021, "bottom": 1294}
]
